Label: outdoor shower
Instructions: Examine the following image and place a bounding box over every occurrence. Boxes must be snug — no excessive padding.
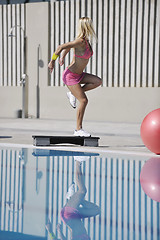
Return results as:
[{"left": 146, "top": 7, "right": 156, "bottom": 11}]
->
[{"left": 8, "top": 25, "right": 27, "bottom": 119}]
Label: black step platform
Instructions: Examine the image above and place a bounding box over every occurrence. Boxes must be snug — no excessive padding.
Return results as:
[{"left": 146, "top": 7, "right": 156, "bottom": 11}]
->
[{"left": 32, "top": 135, "right": 100, "bottom": 147}]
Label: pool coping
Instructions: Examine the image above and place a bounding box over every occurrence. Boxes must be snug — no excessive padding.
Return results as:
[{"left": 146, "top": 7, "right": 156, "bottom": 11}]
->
[{"left": 0, "top": 142, "right": 159, "bottom": 158}]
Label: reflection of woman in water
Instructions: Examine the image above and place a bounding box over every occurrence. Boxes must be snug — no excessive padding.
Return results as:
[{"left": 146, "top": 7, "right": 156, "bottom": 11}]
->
[
  {"left": 46, "top": 158, "right": 100, "bottom": 239},
  {"left": 57, "top": 158, "right": 100, "bottom": 240}
]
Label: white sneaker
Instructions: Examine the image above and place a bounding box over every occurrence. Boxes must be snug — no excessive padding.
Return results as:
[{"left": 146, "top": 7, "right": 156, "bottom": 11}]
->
[
  {"left": 66, "top": 182, "right": 75, "bottom": 199},
  {"left": 74, "top": 129, "right": 91, "bottom": 137},
  {"left": 67, "top": 92, "right": 76, "bottom": 109}
]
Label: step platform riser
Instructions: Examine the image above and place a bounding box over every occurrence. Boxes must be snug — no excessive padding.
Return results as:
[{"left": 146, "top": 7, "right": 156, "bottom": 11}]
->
[{"left": 32, "top": 136, "right": 99, "bottom": 147}]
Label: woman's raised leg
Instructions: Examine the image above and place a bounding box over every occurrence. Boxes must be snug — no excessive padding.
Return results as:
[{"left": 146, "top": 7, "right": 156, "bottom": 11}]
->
[{"left": 80, "top": 73, "right": 102, "bottom": 92}]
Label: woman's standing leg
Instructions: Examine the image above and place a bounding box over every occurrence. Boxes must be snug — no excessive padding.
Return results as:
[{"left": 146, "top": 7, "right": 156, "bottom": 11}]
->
[
  {"left": 67, "top": 84, "right": 88, "bottom": 131},
  {"left": 66, "top": 161, "right": 87, "bottom": 209},
  {"left": 67, "top": 74, "right": 101, "bottom": 133},
  {"left": 66, "top": 160, "right": 100, "bottom": 218}
]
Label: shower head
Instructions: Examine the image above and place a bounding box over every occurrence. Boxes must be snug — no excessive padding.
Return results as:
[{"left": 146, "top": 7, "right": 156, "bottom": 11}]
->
[
  {"left": 8, "top": 26, "right": 17, "bottom": 37},
  {"left": 8, "top": 25, "right": 25, "bottom": 38},
  {"left": 8, "top": 33, "right": 16, "bottom": 37},
  {"left": 8, "top": 27, "right": 16, "bottom": 37}
]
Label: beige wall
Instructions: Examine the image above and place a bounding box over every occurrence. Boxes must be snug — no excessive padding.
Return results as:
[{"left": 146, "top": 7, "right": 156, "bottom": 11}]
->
[
  {"left": 26, "top": 2, "right": 49, "bottom": 118},
  {"left": 0, "top": 87, "right": 22, "bottom": 118},
  {"left": 159, "top": 0, "right": 160, "bottom": 36},
  {"left": 0, "top": 84, "right": 159, "bottom": 122},
  {"left": 0, "top": 1, "right": 159, "bottom": 122},
  {"left": 26, "top": 2, "right": 160, "bottom": 123},
  {"left": 40, "top": 86, "right": 160, "bottom": 123}
]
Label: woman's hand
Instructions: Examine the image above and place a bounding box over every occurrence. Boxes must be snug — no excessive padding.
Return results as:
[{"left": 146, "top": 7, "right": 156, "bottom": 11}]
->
[
  {"left": 59, "top": 57, "right": 64, "bottom": 66},
  {"left": 48, "top": 60, "right": 55, "bottom": 74}
]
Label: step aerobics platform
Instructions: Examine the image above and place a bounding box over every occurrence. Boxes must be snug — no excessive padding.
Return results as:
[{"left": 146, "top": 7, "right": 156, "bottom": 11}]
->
[{"left": 32, "top": 135, "right": 100, "bottom": 147}]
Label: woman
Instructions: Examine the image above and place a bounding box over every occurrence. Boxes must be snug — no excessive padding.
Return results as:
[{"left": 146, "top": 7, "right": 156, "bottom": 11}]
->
[{"left": 48, "top": 17, "right": 102, "bottom": 137}]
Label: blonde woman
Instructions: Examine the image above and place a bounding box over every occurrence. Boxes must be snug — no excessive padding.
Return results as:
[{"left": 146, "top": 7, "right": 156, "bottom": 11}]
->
[{"left": 48, "top": 17, "right": 102, "bottom": 137}]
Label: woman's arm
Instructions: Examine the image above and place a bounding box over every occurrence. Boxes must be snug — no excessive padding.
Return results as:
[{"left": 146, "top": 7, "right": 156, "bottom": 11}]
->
[
  {"left": 48, "top": 38, "right": 84, "bottom": 73},
  {"left": 54, "top": 38, "right": 84, "bottom": 56},
  {"left": 59, "top": 48, "right": 71, "bottom": 66}
]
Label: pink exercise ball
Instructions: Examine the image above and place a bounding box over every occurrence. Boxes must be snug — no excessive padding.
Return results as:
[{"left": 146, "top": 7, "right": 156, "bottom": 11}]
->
[
  {"left": 140, "top": 158, "right": 160, "bottom": 202},
  {"left": 140, "top": 108, "right": 160, "bottom": 154}
]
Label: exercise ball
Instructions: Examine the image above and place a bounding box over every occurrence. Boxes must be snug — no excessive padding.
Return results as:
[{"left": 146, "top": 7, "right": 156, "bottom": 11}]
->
[
  {"left": 140, "top": 108, "right": 160, "bottom": 154},
  {"left": 140, "top": 158, "right": 160, "bottom": 202}
]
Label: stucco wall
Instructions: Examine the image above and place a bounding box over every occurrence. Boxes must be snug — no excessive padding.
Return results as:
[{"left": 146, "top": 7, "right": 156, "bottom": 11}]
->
[
  {"left": 40, "top": 86, "right": 160, "bottom": 123},
  {"left": 0, "top": 87, "right": 22, "bottom": 117},
  {"left": 0, "top": 1, "right": 159, "bottom": 122}
]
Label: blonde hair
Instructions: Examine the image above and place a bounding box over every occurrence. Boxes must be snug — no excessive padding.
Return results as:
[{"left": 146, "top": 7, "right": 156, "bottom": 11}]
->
[{"left": 77, "top": 17, "right": 97, "bottom": 42}]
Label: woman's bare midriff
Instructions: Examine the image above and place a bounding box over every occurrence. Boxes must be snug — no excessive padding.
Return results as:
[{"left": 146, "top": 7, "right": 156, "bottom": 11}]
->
[{"left": 68, "top": 57, "right": 89, "bottom": 74}]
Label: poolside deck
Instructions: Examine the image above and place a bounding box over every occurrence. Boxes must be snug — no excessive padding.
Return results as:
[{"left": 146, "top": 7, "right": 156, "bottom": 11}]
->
[{"left": 0, "top": 118, "right": 156, "bottom": 156}]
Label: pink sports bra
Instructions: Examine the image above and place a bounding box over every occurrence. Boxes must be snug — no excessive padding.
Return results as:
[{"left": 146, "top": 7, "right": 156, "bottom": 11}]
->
[{"left": 74, "top": 40, "right": 93, "bottom": 59}]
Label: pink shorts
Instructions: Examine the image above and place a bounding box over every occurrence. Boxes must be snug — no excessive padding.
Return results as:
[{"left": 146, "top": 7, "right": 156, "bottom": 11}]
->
[
  {"left": 60, "top": 206, "right": 90, "bottom": 239},
  {"left": 60, "top": 206, "right": 81, "bottom": 223},
  {"left": 62, "top": 67, "right": 85, "bottom": 86}
]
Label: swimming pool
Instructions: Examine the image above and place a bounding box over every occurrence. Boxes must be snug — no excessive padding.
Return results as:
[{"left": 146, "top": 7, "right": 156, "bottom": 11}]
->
[{"left": 0, "top": 146, "right": 159, "bottom": 240}]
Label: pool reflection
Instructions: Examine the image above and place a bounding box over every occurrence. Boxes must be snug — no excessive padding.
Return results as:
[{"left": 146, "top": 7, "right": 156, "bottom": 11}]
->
[
  {"left": 46, "top": 156, "right": 100, "bottom": 240},
  {"left": 0, "top": 147, "right": 159, "bottom": 240}
]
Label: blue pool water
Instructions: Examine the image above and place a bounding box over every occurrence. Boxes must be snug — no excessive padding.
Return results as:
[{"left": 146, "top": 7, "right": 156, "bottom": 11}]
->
[{"left": 0, "top": 147, "right": 159, "bottom": 240}]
